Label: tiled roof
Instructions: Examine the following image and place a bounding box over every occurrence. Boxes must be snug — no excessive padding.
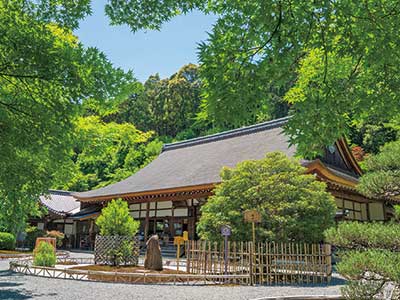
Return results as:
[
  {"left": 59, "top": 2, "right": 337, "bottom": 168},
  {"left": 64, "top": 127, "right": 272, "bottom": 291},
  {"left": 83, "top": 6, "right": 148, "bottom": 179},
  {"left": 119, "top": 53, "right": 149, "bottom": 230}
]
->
[
  {"left": 39, "top": 190, "right": 80, "bottom": 217},
  {"left": 74, "top": 117, "right": 296, "bottom": 199}
]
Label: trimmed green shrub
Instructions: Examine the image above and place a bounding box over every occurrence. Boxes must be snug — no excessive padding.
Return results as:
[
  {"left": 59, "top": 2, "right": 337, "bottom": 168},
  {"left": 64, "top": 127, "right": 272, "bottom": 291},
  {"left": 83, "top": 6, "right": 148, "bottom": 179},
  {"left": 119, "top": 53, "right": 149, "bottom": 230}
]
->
[
  {"left": 325, "top": 220, "right": 400, "bottom": 299},
  {"left": 33, "top": 241, "right": 56, "bottom": 267},
  {"left": 96, "top": 199, "right": 139, "bottom": 236},
  {"left": 198, "top": 152, "right": 336, "bottom": 242},
  {"left": 0, "top": 232, "right": 16, "bottom": 250}
]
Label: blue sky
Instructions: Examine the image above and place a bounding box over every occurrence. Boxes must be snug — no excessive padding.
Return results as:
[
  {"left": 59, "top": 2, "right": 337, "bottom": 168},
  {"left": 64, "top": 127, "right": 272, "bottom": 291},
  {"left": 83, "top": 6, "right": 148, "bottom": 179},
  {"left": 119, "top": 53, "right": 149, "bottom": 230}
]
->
[{"left": 75, "top": 1, "right": 216, "bottom": 82}]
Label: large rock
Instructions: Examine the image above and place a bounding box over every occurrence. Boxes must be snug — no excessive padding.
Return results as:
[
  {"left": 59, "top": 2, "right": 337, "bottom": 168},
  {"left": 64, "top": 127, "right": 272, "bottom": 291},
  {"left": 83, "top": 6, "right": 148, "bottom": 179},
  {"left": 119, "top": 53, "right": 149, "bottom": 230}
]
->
[{"left": 144, "top": 235, "right": 163, "bottom": 271}]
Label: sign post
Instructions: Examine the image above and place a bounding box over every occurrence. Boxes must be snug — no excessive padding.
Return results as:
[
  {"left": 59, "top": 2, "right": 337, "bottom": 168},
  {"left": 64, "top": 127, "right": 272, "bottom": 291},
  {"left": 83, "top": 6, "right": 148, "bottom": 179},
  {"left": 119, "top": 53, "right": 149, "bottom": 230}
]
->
[
  {"left": 174, "top": 233, "right": 188, "bottom": 271},
  {"left": 244, "top": 209, "right": 262, "bottom": 285},
  {"left": 220, "top": 225, "right": 231, "bottom": 279}
]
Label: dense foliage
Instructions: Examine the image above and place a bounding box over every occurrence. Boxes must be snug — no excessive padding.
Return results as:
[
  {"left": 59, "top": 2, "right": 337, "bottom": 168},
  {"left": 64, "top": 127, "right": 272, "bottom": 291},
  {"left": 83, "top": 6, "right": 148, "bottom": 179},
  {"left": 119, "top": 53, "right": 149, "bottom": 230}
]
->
[
  {"left": 326, "top": 221, "right": 400, "bottom": 299},
  {"left": 326, "top": 138, "right": 400, "bottom": 299},
  {"left": 358, "top": 141, "right": 400, "bottom": 198},
  {"left": 115, "top": 64, "right": 205, "bottom": 138},
  {"left": 96, "top": 199, "right": 140, "bottom": 236},
  {"left": 54, "top": 116, "right": 162, "bottom": 192},
  {"left": 0, "top": 1, "right": 135, "bottom": 233},
  {"left": 33, "top": 241, "right": 56, "bottom": 267},
  {"left": 104, "top": 0, "right": 400, "bottom": 158},
  {"left": 0, "top": 232, "right": 16, "bottom": 250},
  {"left": 197, "top": 152, "right": 336, "bottom": 242}
]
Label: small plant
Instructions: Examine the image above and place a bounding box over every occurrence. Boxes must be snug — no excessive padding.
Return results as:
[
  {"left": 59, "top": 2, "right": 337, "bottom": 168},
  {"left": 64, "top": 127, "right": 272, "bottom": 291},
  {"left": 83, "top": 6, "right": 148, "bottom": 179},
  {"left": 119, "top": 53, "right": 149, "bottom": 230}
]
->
[
  {"left": 34, "top": 241, "right": 56, "bottom": 267},
  {"left": 45, "top": 230, "right": 64, "bottom": 247},
  {"left": 96, "top": 199, "right": 139, "bottom": 236},
  {"left": 0, "top": 232, "right": 16, "bottom": 250}
]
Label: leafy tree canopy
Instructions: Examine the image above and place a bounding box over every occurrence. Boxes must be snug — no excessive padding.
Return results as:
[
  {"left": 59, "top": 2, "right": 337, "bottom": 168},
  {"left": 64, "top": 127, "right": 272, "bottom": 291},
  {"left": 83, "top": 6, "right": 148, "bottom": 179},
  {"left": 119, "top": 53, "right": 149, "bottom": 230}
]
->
[
  {"left": 114, "top": 64, "right": 205, "bottom": 138},
  {"left": 0, "top": 1, "right": 135, "bottom": 233},
  {"left": 197, "top": 152, "right": 336, "bottom": 242},
  {"left": 103, "top": 0, "right": 400, "bottom": 158},
  {"left": 53, "top": 116, "right": 162, "bottom": 192},
  {"left": 96, "top": 199, "right": 140, "bottom": 236}
]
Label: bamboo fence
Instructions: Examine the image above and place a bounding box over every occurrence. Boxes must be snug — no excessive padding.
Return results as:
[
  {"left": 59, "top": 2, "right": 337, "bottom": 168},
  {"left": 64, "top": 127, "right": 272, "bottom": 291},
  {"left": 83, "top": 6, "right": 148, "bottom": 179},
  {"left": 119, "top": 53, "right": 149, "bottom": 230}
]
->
[{"left": 185, "top": 240, "right": 332, "bottom": 285}]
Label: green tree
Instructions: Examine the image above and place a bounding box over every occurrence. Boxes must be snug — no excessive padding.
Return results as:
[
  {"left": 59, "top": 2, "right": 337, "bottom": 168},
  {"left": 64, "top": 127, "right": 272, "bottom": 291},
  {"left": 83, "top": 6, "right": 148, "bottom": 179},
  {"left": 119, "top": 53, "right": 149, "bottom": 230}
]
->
[
  {"left": 325, "top": 221, "right": 400, "bottom": 299},
  {"left": 325, "top": 141, "right": 400, "bottom": 299},
  {"left": 54, "top": 116, "right": 162, "bottom": 192},
  {"left": 358, "top": 141, "right": 400, "bottom": 198},
  {"left": 104, "top": 0, "right": 400, "bottom": 158},
  {"left": 0, "top": 1, "right": 137, "bottom": 233},
  {"left": 349, "top": 118, "right": 398, "bottom": 155},
  {"left": 96, "top": 199, "right": 139, "bottom": 236},
  {"left": 197, "top": 152, "right": 336, "bottom": 242},
  {"left": 116, "top": 64, "right": 205, "bottom": 138},
  {"left": 33, "top": 241, "right": 56, "bottom": 267}
]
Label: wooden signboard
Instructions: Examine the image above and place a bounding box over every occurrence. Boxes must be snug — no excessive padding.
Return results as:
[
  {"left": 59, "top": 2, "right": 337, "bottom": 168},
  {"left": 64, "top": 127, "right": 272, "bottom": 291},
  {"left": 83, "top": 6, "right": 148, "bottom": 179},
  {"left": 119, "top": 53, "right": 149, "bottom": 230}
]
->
[{"left": 244, "top": 209, "right": 262, "bottom": 223}]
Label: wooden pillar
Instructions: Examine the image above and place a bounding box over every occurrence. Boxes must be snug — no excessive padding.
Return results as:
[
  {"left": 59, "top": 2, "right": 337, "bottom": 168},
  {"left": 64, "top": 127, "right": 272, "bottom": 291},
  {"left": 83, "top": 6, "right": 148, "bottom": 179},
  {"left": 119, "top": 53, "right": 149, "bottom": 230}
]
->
[
  {"left": 193, "top": 203, "right": 197, "bottom": 240},
  {"left": 88, "top": 219, "right": 94, "bottom": 250},
  {"left": 154, "top": 202, "right": 157, "bottom": 234},
  {"left": 171, "top": 205, "right": 175, "bottom": 237},
  {"left": 144, "top": 202, "right": 150, "bottom": 241}
]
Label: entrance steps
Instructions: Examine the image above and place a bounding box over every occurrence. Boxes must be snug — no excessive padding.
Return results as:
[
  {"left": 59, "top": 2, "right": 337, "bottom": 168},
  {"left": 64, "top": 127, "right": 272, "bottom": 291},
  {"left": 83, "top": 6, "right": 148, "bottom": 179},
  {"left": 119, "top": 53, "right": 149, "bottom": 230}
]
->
[{"left": 140, "top": 242, "right": 178, "bottom": 258}]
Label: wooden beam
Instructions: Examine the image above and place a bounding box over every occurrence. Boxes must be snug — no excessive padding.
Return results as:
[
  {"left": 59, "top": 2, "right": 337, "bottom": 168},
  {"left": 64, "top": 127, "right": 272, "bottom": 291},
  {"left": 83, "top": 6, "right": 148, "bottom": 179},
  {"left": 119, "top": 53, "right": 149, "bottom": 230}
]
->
[
  {"left": 76, "top": 183, "right": 216, "bottom": 202},
  {"left": 144, "top": 202, "right": 150, "bottom": 242}
]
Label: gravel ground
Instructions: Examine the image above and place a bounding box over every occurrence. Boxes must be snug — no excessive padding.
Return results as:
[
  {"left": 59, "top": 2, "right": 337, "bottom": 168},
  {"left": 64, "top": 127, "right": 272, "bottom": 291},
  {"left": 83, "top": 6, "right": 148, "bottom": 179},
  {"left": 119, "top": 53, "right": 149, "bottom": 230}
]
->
[{"left": 0, "top": 252, "right": 344, "bottom": 300}]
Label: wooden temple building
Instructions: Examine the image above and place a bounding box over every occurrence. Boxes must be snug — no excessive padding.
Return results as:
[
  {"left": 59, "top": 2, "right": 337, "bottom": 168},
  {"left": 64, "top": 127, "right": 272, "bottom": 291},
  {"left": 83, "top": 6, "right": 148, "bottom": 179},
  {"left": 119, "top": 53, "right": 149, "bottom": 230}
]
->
[{"left": 73, "top": 117, "right": 392, "bottom": 243}]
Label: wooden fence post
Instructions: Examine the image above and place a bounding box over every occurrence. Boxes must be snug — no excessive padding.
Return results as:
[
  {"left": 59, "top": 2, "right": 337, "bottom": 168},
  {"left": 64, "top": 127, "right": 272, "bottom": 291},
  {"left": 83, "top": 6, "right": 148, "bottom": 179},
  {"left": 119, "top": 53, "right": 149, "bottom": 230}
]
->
[
  {"left": 249, "top": 241, "right": 254, "bottom": 285},
  {"left": 186, "top": 241, "right": 190, "bottom": 273},
  {"left": 325, "top": 244, "right": 332, "bottom": 283}
]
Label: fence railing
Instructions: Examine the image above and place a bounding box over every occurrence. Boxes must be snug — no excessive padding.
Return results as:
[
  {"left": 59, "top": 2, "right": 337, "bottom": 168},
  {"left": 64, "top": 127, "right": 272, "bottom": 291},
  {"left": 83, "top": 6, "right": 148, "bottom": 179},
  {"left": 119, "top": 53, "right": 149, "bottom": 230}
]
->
[
  {"left": 9, "top": 257, "right": 249, "bottom": 285},
  {"left": 185, "top": 240, "right": 332, "bottom": 285}
]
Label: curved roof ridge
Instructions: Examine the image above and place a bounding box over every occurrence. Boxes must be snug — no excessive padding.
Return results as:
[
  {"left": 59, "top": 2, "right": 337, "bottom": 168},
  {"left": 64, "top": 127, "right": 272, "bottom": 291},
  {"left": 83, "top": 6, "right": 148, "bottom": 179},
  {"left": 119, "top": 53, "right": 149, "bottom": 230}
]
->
[
  {"left": 162, "top": 116, "right": 291, "bottom": 152},
  {"left": 47, "top": 189, "right": 73, "bottom": 195}
]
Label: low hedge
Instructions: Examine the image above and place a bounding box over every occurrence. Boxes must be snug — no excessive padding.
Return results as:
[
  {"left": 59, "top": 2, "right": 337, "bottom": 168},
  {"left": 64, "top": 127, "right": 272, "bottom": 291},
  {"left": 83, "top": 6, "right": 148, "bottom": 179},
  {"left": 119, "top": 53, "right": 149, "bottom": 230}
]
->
[{"left": 0, "top": 232, "right": 16, "bottom": 250}]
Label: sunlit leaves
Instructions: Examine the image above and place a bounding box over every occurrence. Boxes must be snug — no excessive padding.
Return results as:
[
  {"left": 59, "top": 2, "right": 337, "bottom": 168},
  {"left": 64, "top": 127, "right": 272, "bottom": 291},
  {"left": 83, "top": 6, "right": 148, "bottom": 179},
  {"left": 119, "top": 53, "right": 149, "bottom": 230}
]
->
[
  {"left": 197, "top": 152, "right": 336, "bottom": 242},
  {"left": 0, "top": 1, "right": 136, "bottom": 232},
  {"left": 55, "top": 116, "right": 161, "bottom": 192},
  {"left": 105, "top": 0, "right": 400, "bottom": 157}
]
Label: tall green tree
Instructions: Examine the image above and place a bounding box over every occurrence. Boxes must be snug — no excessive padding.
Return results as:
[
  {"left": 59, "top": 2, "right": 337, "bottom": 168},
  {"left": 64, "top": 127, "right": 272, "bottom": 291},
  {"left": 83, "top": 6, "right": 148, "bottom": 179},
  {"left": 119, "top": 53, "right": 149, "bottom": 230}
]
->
[
  {"left": 103, "top": 0, "right": 400, "bottom": 158},
  {"left": 96, "top": 199, "right": 140, "bottom": 236},
  {"left": 116, "top": 64, "right": 204, "bottom": 138},
  {"left": 0, "top": 1, "right": 135, "bottom": 233},
  {"left": 197, "top": 152, "right": 336, "bottom": 242},
  {"left": 54, "top": 116, "right": 162, "bottom": 192},
  {"left": 325, "top": 139, "right": 400, "bottom": 299}
]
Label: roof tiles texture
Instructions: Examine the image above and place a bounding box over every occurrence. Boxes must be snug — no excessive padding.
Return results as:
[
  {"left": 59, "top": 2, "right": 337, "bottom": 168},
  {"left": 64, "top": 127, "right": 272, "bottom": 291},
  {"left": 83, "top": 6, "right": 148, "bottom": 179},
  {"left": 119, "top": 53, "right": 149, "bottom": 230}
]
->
[
  {"left": 75, "top": 117, "right": 296, "bottom": 199},
  {"left": 39, "top": 190, "right": 80, "bottom": 216}
]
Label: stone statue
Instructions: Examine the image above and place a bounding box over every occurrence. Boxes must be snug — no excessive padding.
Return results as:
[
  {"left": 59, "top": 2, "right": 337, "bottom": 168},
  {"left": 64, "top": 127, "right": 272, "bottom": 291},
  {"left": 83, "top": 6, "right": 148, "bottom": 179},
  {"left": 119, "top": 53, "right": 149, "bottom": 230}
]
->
[{"left": 144, "top": 235, "right": 163, "bottom": 271}]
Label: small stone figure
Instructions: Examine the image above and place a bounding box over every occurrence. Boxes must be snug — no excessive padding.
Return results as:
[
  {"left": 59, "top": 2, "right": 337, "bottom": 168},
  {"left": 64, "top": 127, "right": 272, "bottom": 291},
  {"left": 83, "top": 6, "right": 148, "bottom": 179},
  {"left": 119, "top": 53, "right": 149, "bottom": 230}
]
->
[{"left": 144, "top": 235, "right": 163, "bottom": 271}]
